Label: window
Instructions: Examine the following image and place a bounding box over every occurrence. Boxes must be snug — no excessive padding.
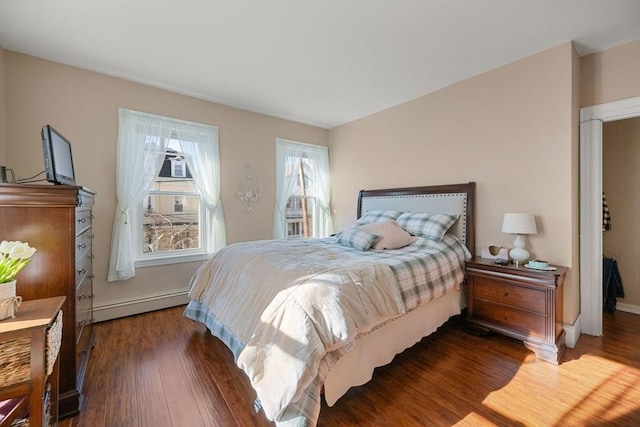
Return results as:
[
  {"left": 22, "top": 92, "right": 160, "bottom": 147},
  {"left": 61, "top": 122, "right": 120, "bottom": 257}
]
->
[
  {"left": 171, "top": 157, "right": 186, "bottom": 177},
  {"left": 108, "top": 109, "right": 226, "bottom": 282},
  {"left": 274, "top": 138, "right": 332, "bottom": 239},
  {"left": 141, "top": 144, "right": 200, "bottom": 255}
]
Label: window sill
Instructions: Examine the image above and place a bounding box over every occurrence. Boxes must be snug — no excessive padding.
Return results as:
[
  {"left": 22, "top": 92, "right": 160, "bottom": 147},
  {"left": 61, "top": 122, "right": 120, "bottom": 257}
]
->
[{"left": 135, "top": 252, "right": 210, "bottom": 268}]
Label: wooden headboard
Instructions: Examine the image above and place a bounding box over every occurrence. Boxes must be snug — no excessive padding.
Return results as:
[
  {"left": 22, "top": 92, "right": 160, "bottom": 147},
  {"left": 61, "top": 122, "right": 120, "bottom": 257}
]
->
[{"left": 357, "top": 182, "right": 476, "bottom": 257}]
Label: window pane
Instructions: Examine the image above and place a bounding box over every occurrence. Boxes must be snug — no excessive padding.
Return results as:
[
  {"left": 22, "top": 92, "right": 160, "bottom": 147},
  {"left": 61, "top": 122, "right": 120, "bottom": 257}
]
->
[
  {"left": 143, "top": 195, "right": 200, "bottom": 253},
  {"left": 286, "top": 196, "right": 315, "bottom": 238}
]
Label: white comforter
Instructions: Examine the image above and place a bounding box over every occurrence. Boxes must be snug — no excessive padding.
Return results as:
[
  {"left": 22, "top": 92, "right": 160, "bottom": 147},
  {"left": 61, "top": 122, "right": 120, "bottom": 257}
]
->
[{"left": 186, "top": 235, "right": 469, "bottom": 426}]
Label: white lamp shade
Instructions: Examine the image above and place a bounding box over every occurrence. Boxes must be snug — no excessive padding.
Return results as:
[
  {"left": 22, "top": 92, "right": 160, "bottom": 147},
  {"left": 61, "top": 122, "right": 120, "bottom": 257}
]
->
[{"left": 501, "top": 213, "right": 537, "bottom": 235}]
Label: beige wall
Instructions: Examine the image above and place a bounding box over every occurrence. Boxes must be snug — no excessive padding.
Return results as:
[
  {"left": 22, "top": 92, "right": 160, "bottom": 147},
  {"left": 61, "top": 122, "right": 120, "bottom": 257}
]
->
[
  {"left": 329, "top": 42, "right": 580, "bottom": 323},
  {"left": 580, "top": 39, "right": 640, "bottom": 107},
  {"left": 3, "top": 51, "right": 328, "bottom": 318},
  {"left": 603, "top": 117, "right": 640, "bottom": 308}
]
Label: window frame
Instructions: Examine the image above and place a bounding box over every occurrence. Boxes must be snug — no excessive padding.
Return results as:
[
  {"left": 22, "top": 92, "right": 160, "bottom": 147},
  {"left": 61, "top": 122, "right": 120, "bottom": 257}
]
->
[{"left": 108, "top": 108, "right": 224, "bottom": 282}]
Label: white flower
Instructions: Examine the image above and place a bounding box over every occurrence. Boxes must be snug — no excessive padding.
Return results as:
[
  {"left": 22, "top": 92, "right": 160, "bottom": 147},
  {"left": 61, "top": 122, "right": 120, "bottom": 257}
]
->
[
  {"left": 9, "top": 242, "right": 37, "bottom": 260},
  {"left": 0, "top": 240, "right": 37, "bottom": 283}
]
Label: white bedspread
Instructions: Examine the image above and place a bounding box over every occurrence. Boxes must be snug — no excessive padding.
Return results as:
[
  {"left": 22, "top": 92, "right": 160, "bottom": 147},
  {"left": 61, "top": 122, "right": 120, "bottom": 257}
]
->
[{"left": 186, "top": 235, "right": 470, "bottom": 426}]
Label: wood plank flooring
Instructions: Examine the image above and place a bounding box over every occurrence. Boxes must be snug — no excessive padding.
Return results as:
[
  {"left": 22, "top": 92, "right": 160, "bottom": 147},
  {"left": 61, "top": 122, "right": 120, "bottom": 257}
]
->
[{"left": 62, "top": 307, "right": 640, "bottom": 426}]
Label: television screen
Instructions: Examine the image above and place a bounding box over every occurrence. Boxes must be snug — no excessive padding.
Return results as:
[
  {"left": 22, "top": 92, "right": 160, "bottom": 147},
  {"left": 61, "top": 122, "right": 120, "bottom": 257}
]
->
[{"left": 41, "top": 125, "right": 76, "bottom": 186}]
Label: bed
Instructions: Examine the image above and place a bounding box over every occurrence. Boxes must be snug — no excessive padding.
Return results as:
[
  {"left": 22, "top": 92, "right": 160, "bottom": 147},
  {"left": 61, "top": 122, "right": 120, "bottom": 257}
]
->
[{"left": 184, "top": 182, "right": 476, "bottom": 426}]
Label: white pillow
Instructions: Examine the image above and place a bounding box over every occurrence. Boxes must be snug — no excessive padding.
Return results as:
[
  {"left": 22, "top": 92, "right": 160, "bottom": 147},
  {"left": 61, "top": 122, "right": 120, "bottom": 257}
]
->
[{"left": 360, "top": 220, "right": 418, "bottom": 250}]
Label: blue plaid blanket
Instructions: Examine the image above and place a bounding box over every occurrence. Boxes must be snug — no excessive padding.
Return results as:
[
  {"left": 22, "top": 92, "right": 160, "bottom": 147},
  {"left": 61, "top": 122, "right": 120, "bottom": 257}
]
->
[{"left": 184, "top": 233, "right": 470, "bottom": 426}]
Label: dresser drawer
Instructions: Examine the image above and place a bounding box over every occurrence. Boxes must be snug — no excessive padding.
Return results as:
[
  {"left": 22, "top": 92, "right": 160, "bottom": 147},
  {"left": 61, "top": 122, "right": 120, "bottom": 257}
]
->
[
  {"left": 473, "top": 298, "right": 546, "bottom": 340},
  {"left": 76, "top": 207, "right": 93, "bottom": 235},
  {"left": 473, "top": 276, "right": 546, "bottom": 314},
  {"left": 76, "top": 323, "right": 93, "bottom": 378},
  {"left": 76, "top": 228, "right": 93, "bottom": 264},
  {"left": 75, "top": 280, "right": 93, "bottom": 341},
  {"left": 75, "top": 252, "right": 92, "bottom": 287}
]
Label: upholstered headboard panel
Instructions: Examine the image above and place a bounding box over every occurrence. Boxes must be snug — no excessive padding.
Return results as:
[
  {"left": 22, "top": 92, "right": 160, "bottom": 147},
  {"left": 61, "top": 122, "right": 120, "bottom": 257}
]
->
[{"left": 357, "top": 182, "right": 476, "bottom": 256}]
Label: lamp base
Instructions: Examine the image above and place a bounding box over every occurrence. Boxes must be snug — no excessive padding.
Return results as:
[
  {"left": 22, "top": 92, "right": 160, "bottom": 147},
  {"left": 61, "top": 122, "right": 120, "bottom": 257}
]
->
[{"left": 509, "top": 234, "right": 530, "bottom": 265}]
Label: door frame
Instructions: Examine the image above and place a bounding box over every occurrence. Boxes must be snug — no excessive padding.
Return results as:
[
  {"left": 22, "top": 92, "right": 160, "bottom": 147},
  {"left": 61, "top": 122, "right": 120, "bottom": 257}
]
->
[{"left": 579, "top": 96, "right": 640, "bottom": 336}]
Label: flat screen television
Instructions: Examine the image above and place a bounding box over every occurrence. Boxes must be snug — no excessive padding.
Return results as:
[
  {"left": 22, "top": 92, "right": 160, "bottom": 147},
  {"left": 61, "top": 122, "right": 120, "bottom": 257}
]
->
[{"left": 41, "top": 125, "right": 76, "bottom": 186}]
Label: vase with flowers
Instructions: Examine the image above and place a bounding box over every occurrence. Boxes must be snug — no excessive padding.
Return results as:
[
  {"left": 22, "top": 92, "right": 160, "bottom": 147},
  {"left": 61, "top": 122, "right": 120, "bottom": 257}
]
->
[{"left": 0, "top": 240, "right": 36, "bottom": 320}]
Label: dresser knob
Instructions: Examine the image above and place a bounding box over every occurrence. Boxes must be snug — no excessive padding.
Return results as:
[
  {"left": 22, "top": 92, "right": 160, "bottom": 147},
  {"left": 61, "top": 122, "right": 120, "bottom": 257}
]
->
[
  {"left": 78, "top": 268, "right": 86, "bottom": 276},
  {"left": 504, "top": 314, "right": 510, "bottom": 320},
  {"left": 78, "top": 243, "right": 86, "bottom": 249},
  {"left": 78, "top": 217, "right": 86, "bottom": 223},
  {"left": 78, "top": 294, "right": 88, "bottom": 301},
  {"left": 504, "top": 292, "right": 509, "bottom": 297}
]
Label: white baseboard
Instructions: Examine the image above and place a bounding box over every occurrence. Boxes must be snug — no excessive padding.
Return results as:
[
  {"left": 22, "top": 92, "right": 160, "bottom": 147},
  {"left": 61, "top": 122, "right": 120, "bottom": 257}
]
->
[
  {"left": 615, "top": 302, "right": 640, "bottom": 315},
  {"left": 563, "top": 303, "right": 639, "bottom": 349},
  {"left": 93, "top": 288, "right": 190, "bottom": 322},
  {"left": 563, "top": 315, "right": 581, "bottom": 349}
]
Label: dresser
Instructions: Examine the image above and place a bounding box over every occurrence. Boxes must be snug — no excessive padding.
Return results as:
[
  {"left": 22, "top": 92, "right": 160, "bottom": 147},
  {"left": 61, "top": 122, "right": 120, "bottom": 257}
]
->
[
  {"left": 0, "top": 297, "right": 65, "bottom": 427},
  {"left": 464, "top": 257, "right": 567, "bottom": 364},
  {"left": 0, "top": 184, "right": 95, "bottom": 418}
]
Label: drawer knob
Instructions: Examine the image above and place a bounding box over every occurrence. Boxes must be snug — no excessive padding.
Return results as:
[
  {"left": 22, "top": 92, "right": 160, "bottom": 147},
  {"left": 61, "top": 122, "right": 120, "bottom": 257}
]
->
[
  {"left": 78, "top": 243, "right": 87, "bottom": 249},
  {"left": 78, "top": 268, "right": 86, "bottom": 276},
  {"left": 504, "top": 314, "right": 510, "bottom": 320},
  {"left": 503, "top": 291, "right": 509, "bottom": 297},
  {"left": 78, "top": 217, "right": 86, "bottom": 223},
  {"left": 78, "top": 294, "right": 88, "bottom": 301}
]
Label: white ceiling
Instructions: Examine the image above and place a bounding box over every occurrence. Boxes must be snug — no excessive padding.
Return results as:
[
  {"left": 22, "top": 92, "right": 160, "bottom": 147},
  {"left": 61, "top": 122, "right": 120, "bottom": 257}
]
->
[{"left": 0, "top": 1, "right": 638, "bottom": 129}]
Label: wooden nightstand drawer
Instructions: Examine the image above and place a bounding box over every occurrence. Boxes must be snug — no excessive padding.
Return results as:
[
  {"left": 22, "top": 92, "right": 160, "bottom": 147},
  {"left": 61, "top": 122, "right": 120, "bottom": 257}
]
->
[
  {"left": 464, "top": 257, "right": 567, "bottom": 364},
  {"left": 473, "top": 277, "right": 546, "bottom": 314},
  {"left": 473, "top": 299, "right": 546, "bottom": 339}
]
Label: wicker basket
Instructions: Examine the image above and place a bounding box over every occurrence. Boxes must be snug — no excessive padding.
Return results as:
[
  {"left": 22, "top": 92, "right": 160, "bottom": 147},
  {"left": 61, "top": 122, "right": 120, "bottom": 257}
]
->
[
  {"left": 0, "top": 309, "right": 63, "bottom": 388},
  {"left": 45, "top": 310, "right": 63, "bottom": 376},
  {"left": 0, "top": 337, "right": 31, "bottom": 387}
]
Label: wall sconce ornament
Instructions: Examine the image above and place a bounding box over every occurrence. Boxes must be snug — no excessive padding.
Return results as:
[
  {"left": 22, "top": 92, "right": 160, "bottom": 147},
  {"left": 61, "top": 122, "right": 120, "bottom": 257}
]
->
[{"left": 237, "top": 165, "right": 260, "bottom": 213}]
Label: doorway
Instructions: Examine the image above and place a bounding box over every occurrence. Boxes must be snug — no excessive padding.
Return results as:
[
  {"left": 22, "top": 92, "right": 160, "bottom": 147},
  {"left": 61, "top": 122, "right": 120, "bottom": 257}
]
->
[{"left": 579, "top": 96, "right": 640, "bottom": 336}]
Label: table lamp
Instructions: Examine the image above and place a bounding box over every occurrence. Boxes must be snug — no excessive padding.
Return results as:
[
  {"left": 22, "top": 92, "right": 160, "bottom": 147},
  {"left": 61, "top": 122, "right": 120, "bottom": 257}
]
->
[{"left": 501, "top": 213, "right": 537, "bottom": 265}]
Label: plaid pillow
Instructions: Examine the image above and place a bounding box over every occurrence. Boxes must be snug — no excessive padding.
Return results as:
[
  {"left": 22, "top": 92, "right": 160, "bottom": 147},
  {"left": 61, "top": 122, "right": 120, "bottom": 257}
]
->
[
  {"left": 356, "top": 210, "right": 402, "bottom": 225},
  {"left": 336, "top": 226, "right": 379, "bottom": 251},
  {"left": 395, "top": 212, "right": 459, "bottom": 241}
]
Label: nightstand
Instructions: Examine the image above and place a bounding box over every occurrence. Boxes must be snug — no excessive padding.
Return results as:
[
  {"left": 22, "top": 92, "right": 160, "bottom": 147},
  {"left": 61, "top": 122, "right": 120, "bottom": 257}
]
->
[{"left": 464, "top": 257, "right": 567, "bottom": 364}]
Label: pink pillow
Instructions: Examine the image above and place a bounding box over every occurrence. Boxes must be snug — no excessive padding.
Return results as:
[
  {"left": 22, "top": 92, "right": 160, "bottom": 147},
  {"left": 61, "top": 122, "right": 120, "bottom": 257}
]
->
[{"left": 360, "top": 220, "right": 418, "bottom": 250}]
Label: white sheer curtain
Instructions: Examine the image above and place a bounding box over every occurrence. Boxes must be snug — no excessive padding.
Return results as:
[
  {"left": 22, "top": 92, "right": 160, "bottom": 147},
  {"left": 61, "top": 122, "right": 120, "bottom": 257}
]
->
[
  {"left": 107, "top": 109, "right": 225, "bottom": 281},
  {"left": 273, "top": 138, "right": 333, "bottom": 239},
  {"left": 179, "top": 137, "right": 226, "bottom": 253}
]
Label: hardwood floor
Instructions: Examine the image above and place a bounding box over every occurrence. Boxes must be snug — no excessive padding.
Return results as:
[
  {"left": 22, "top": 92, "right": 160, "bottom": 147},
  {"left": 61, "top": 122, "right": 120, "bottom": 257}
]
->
[{"left": 62, "top": 307, "right": 640, "bottom": 426}]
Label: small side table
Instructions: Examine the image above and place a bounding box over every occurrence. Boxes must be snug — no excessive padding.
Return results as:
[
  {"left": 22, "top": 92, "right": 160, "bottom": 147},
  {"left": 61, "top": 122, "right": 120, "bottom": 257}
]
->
[
  {"left": 464, "top": 258, "right": 567, "bottom": 364},
  {"left": 0, "top": 296, "right": 65, "bottom": 426}
]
